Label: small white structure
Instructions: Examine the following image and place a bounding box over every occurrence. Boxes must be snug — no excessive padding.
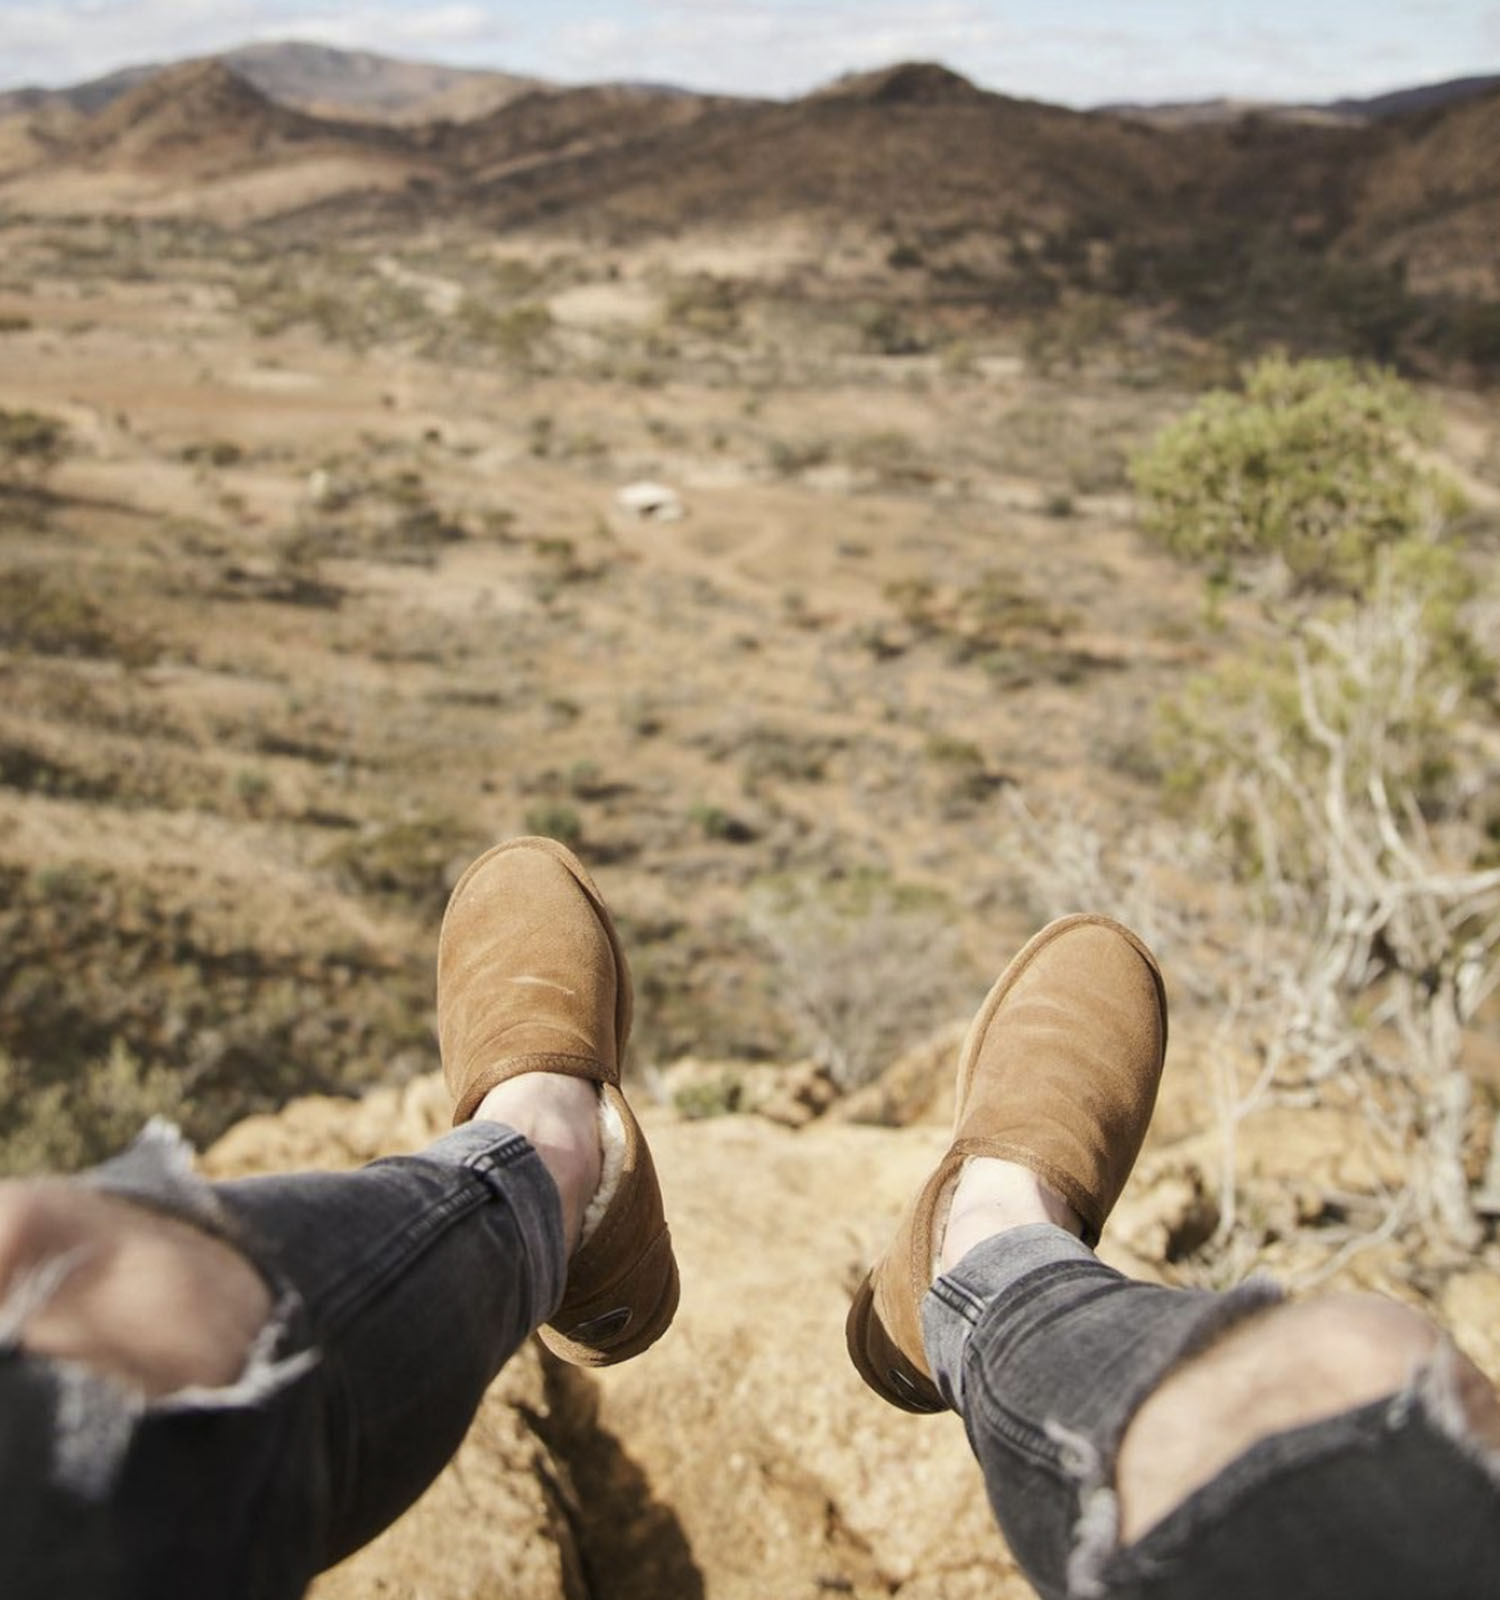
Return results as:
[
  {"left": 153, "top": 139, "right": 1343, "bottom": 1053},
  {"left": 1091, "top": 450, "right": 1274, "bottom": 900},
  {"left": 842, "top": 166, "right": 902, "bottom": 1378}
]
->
[{"left": 615, "top": 481, "right": 684, "bottom": 522}]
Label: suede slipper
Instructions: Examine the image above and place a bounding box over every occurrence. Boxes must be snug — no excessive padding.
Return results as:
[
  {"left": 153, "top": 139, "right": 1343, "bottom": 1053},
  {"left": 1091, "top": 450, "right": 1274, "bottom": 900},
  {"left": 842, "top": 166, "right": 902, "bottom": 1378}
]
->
[
  {"left": 846, "top": 914, "right": 1168, "bottom": 1413},
  {"left": 438, "top": 836, "right": 679, "bottom": 1366}
]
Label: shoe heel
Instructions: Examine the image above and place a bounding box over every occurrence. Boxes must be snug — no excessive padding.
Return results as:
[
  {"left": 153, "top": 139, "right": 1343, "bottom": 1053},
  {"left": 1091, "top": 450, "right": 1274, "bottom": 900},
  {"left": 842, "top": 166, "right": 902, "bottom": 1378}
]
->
[
  {"left": 845, "top": 1274, "right": 945, "bottom": 1414},
  {"left": 541, "top": 1231, "right": 680, "bottom": 1368}
]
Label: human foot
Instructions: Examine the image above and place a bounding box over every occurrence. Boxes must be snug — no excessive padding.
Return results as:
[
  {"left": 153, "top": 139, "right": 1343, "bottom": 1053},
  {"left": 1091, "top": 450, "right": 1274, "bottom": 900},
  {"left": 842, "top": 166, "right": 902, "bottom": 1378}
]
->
[
  {"left": 438, "top": 837, "right": 678, "bottom": 1366},
  {"left": 847, "top": 914, "right": 1167, "bottom": 1413}
]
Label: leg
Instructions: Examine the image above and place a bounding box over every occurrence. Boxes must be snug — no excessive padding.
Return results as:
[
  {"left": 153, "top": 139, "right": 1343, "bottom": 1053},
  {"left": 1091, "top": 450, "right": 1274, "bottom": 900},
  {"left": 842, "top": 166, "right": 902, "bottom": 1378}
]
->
[
  {"left": 0, "top": 1098, "right": 578, "bottom": 1599},
  {"left": 1, "top": 835, "right": 674, "bottom": 1597},
  {"left": 849, "top": 916, "right": 1500, "bottom": 1598},
  {"left": 925, "top": 1188, "right": 1500, "bottom": 1599}
]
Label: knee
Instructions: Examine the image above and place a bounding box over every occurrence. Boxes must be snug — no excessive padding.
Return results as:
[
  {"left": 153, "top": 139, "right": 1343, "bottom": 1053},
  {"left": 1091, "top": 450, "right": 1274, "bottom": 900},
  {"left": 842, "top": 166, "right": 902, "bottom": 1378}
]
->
[
  {"left": 1115, "top": 1293, "right": 1443, "bottom": 1543},
  {"left": 0, "top": 1179, "right": 273, "bottom": 1399}
]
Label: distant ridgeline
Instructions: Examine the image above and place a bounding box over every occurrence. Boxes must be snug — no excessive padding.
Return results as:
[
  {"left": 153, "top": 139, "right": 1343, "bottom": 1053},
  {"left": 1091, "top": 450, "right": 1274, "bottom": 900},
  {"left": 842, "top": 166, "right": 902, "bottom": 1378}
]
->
[{"left": 1, "top": 48, "right": 1499, "bottom": 373}]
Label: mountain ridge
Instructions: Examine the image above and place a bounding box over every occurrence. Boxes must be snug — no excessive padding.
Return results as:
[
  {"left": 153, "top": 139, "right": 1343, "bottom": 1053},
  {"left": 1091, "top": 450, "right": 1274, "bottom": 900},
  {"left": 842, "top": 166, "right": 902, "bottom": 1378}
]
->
[
  {"left": 4, "top": 43, "right": 1497, "bottom": 128},
  {"left": 0, "top": 41, "right": 543, "bottom": 127},
  {"left": 4, "top": 48, "right": 1498, "bottom": 362}
]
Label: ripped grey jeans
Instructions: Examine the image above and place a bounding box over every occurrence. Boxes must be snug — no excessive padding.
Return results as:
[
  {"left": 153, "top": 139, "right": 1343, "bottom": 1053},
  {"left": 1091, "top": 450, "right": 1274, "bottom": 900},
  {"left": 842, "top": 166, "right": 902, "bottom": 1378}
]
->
[
  {"left": 924, "top": 1226, "right": 1500, "bottom": 1600},
  {"left": 6, "top": 1134, "right": 1499, "bottom": 1600},
  {"left": 0, "top": 1119, "right": 565, "bottom": 1600}
]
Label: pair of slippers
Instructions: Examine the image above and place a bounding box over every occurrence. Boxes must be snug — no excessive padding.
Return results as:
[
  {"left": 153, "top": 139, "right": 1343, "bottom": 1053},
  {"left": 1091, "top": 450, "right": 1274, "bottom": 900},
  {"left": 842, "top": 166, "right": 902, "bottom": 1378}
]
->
[{"left": 438, "top": 838, "right": 1167, "bottom": 1409}]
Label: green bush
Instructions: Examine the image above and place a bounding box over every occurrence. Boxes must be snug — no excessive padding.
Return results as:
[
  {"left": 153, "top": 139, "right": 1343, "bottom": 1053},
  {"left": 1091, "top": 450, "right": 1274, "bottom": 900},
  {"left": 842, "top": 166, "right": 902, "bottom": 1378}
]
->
[
  {"left": 458, "top": 299, "right": 554, "bottom": 367},
  {"left": 1132, "top": 357, "right": 1464, "bottom": 594},
  {"left": 324, "top": 815, "right": 485, "bottom": 918},
  {"left": 523, "top": 802, "right": 584, "bottom": 849}
]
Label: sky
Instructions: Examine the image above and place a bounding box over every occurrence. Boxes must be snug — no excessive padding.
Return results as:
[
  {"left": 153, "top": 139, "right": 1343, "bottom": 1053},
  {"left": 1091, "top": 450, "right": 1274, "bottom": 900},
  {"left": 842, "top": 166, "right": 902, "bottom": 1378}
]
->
[{"left": 1, "top": 0, "right": 1497, "bottom": 107}]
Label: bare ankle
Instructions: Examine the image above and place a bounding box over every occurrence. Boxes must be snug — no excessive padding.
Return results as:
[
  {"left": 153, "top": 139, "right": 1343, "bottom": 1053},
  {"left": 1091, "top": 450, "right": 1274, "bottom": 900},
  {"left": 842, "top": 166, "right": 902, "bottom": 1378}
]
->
[
  {"left": 936, "top": 1158, "right": 1083, "bottom": 1278},
  {"left": 474, "top": 1074, "right": 603, "bottom": 1254}
]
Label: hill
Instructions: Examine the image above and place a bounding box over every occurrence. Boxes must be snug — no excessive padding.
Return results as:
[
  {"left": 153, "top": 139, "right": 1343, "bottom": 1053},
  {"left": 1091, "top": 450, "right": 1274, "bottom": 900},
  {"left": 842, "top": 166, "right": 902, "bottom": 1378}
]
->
[
  {"left": 0, "top": 100, "right": 80, "bottom": 177},
  {"left": 3, "top": 53, "right": 1499, "bottom": 366},
  {"left": 435, "top": 81, "right": 732, "bottom": 181},
  {"left": 442, "top": 65, "right": 1202, "bottom": 257},
  {"left": 0, "top": 43, "right": 540, "bottom": 126},
  {"left": 55, "top": 59, "right": 415, "bottom": 181},
  {"left": 1351, "top": 83, "right": 1500, "bottom": 294},
  {"left": 62, "top": 60, "right": 333, "bottom": 171},
  {"left": 1330, "top": 72, "right": 1500, "bottom": 120},
  {"left": 1107, "top": 71, "right": 1500, "bottom": 127},
  {"left": 221, "top": 41, "right": 540, "bottom": 124}
]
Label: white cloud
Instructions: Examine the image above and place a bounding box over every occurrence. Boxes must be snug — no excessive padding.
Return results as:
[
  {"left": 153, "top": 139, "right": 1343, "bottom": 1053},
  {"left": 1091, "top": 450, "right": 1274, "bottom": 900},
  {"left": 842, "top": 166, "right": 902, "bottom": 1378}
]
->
[
  {"left": 534, "top": 1, "right": 1498, "bottom": 104},
  {"left": 279, "top": 3, "right": 497, "bottom": 50}
]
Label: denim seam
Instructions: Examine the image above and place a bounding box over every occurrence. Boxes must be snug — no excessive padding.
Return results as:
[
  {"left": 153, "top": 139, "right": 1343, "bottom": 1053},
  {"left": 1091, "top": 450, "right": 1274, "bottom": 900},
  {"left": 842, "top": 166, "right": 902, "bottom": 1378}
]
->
[
  {"left": 466, "top": 1138, "right": 567, "bottom": 1328},
  {"left": 964, "top": 1357, "right": 1073, "bottom": 1475},
  {"left": 315, "top": 1176, "right": 496, "bottom": 1334},
  {"left": 459, "top": 1133, "right": 535, "bottom": 1176},
  {"left": 929, "top": 1277, "right": 985, "bottom": 1325}
]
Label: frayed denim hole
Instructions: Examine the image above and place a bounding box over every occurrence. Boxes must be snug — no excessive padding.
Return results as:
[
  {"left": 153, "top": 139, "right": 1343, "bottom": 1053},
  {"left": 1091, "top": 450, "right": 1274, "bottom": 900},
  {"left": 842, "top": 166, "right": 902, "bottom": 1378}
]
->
[{"left": 1390, "top": 1337, "right": 1500, "bottom": 1492}]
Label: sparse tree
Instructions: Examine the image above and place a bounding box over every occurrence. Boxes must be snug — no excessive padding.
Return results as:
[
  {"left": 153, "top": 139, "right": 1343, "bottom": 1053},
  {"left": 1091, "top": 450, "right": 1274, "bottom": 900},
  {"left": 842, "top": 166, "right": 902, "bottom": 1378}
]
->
[
  {"left": 1131, "top": 356, "right": 1464, "bottom": 595},
  {"left": 748, "top": 883, "right": 969, "bottom": 1091}
]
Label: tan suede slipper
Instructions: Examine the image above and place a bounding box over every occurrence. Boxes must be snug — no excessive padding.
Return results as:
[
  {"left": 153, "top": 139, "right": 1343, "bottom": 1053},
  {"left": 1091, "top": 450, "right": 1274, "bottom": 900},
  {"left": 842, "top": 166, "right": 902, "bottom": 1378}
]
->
[
  {"left": 437, "top": 836, "right": 678, "bottom": 1367},
  {"left": 846, "top": 914, "right": 1168, "bottom": 1413}
]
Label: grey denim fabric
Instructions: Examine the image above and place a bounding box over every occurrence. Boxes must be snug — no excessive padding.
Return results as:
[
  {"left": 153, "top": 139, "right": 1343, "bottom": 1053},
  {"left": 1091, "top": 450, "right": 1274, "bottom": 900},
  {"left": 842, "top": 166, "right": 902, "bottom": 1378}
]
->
[
  {"left": 924, "top": 1225, "right": 1500, "bottom": 1600},
  {"left": 0, "top": 1119, "right": 566, "bottom": 1600}
]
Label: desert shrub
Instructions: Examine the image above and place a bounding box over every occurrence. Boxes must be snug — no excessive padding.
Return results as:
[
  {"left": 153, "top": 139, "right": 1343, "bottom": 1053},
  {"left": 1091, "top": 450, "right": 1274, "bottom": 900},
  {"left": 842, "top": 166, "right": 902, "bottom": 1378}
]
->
[
  {"left": 241, "top": 263, "right": 429, "bottom": 349},
  {"left": 325, "top": 816, "right": 486, "bottom": 919},
  {"left": 748, "top": 878, "right": 973, "bottom": 1091},
  {"left": 924, "top": 733, "right": 1004, "bottom": 811},
  {"left": 0, "top": 1041, "right": 185, "bottom": 1176},
  {"left": 1169, "top": 579, "right": 1498, "bottom": 1246},
  {"left": 766, "top": 437, "right": 832, "bottom": 477},
  {"left": 0, "top": 407, "right": 68, "bottom": 479},
  {"left": 1160, "top": 556, "right": 1490, "bottom": 875},
  {"left": 0, "top": 737, "right": 117, "bottom": 801},
  {"left": 1023, "top": 295, "right": 1119, "bottom": 374},
  {"left": 1132, "top": 356, "right": 1463, "bottom": 594},
  {"left": 672, "top": 1071, "right": 744, "bottom": 1120},
  {"left": 0, "top": 863, "right": 434, "bottom": 1149},
  {"left": 0, "top": 568, "right": 161, "bottom": 666},
  {"left": 180, "top": 439, "right": 244, "bottom": 469},
  {"left": 689, "top": 802, "right": 755, "bottom": 843},
  {"left": 664, "top": 275, "right": 741, "bottom": 337},
  {"left": 523, "top": 803, "right": 584, "bottom": 848},
  {"left": 739, "top": 727, "right": 836, "bottom": 789},
  {"left": 458, "top": 299, "right": 554, "bottom": 367},
  {"left": 857, "top": 304, "right": 929, "bottom": 356},
  {"left": 1129, "top": 352, "right": 1500, "bottom": 1251},
  {"left": 843, "top": 430, "right": 936, "bottom": 488}
]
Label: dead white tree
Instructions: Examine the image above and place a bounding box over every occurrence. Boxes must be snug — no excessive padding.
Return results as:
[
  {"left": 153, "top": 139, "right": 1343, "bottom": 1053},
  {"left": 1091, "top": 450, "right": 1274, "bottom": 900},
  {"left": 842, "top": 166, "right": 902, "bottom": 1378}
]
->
[
  {"left": 747, "top": 886, "right": 968, "bottom": 1091},
  {"left": 1002, "top": 579, "right": 1500, "bottom": 1258},
  {"left": 1209, "top": 588, "right": 1500, "bottom": 1251}
]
